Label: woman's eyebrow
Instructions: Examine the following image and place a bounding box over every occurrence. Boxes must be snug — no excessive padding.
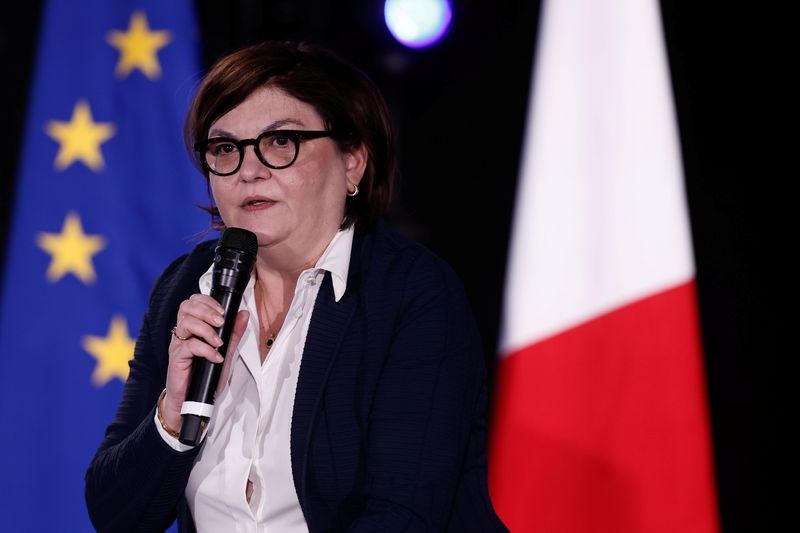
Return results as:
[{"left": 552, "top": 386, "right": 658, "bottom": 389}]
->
[
  {"left": 208, "top": 127, "right": 234, "bottom": 138},
  {"left": 262, "top": 118, "right": 305, "bottom": 132},
  {"left": 208, "top": 118, "right": 305, "bottom": 138}
]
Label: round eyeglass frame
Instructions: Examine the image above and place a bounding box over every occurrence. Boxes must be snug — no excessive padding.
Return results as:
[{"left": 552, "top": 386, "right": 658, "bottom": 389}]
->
[{"left": 195, "top": 130, "right": 337, "bottom": 176}]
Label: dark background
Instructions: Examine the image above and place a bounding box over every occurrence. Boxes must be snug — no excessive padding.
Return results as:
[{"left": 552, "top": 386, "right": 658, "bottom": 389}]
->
[{"left": 0, "top": 1, "right": 775, "bottom": 531}]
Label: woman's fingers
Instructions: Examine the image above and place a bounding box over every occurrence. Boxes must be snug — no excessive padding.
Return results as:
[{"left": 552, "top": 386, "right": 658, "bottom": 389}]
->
[
  {"left": 176, "top": 294, "right": 225, "bottom": 332},
  {"left": 164, "top": 294, "right": 228, "bottom": 420},
  {"left": 174, "top": 314, "right": 223, "bottom": 350},
  {"left": 165, "top": 296, "right": 251, "bottom": 424},
  {"left": 177, "top": 337, "right": 224, "bottom": 364},
  {"left": 172, "top": 294, "right": 227, "bottom": 349}
]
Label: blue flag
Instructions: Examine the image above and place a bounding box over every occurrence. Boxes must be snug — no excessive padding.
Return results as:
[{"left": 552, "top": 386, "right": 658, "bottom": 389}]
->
[{"left": 0, "top": 0, "right": 208, "bottom": 530}]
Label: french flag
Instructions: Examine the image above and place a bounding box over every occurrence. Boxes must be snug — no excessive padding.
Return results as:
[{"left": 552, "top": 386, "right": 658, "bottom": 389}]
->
[{"left": 488, "top": 0, "right": 719, "bottom": 531}]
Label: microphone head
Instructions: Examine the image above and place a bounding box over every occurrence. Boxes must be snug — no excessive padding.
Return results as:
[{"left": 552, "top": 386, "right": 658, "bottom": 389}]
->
[{"left": 218, "top": 227, "right": 258, "bottom": 256}]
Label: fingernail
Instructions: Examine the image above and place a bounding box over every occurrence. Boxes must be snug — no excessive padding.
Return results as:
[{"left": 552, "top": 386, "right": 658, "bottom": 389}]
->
[
  {"left": 214, "top": 335, "right": 223, "bottom": 346},
  {"left": 214, "top": 315, "right": 225, "bottom": 326},
  {"left": 216, "top": 353, "right": 224, "bottom": 363}
]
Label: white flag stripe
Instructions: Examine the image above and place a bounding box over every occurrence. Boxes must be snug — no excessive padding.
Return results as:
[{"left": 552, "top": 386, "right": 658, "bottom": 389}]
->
[{"left": 500, "top": 0, "right": 695, "bottom": 355}]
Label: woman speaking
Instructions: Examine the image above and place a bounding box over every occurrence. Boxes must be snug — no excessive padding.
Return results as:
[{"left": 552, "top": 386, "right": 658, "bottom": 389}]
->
[{"left": 85, "top": 40, "right": 507, "bottom": 532}]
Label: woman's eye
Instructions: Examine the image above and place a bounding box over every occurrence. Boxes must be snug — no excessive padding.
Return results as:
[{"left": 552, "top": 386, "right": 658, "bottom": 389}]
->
[
  {"left": 270, "top": 134, "right": 293, "bottom": 148},
  {"left": 210, "top": 142, "right": 237, "bottom": 156}
]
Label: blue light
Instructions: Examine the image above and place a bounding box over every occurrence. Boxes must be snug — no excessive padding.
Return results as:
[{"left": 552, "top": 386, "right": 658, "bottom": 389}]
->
[{"left": 384, "top": 0, "right": 453, "bottom": 49}]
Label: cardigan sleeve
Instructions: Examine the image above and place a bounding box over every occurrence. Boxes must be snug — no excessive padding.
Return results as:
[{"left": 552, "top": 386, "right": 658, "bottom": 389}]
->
[
  {"left": 348, "top": 251, "right": 507, "bottom": 532},
  {"left": 85, "top": 254, "right": 201, "bottom": 533}
]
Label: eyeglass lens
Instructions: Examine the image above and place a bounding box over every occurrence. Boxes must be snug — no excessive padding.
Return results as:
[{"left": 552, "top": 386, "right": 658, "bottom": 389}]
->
[{"left": 204, "top": 132, "right": 297, "bottom": 174}]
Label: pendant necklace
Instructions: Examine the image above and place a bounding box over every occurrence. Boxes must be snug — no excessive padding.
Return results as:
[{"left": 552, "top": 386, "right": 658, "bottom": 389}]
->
[
  {"left": 256, "top": 257, "right": 317, "bottom": 351},
  {"left": 255, "top": 277, "right": 279, "bottom": 351},
  {"left": 263, "top": 314, "right": 277, "bottom": 349},
  {"left": 261, "top": 301, "right": 278, "bottom": 350}
]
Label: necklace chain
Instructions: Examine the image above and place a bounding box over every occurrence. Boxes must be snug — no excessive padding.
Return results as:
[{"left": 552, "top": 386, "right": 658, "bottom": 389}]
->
[
  {"left": 255, "top": 278, "right": 279, "bottom": 350},
  {"left": 255, "top": 258, "right": 317, "bottom": 350}
]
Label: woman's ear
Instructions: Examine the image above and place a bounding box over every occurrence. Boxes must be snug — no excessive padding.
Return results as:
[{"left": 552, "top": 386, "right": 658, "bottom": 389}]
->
[{"left": 344, "top": 144, "right": 368, "bottom": 186}]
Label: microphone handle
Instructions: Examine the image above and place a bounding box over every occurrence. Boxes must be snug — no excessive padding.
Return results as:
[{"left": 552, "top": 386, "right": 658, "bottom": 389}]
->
[{"left": 178, "top": 285, "right": 242, "bottom": 446}]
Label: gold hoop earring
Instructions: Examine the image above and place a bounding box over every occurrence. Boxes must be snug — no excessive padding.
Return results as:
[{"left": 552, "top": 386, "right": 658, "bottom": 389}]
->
[{"left": 346, "top": 183, "right": 359, "bottom": 197}]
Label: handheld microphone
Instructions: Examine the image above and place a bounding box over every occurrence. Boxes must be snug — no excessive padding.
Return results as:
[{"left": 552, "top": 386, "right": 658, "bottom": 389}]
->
[{"left": 179, "top": 227, "right": 257, "bottom": 446}]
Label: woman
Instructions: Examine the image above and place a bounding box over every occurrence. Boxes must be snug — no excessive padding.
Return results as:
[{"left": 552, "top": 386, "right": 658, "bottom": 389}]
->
[{"left": 85, "top": 40, "right": 507, "bottom": 532}]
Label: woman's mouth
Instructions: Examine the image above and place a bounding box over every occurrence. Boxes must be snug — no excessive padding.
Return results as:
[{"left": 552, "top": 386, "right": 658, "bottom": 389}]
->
[{"left": 241, "top": 196, "right": 275, "bottom": 211}]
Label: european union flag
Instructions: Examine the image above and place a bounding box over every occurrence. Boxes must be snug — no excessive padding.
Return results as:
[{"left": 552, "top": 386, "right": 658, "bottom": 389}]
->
[{"left": 0, "top": 0, "right": 207, "bottom": 530}]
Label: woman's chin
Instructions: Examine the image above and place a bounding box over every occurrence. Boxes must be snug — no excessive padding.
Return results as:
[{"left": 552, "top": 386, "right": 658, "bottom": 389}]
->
[{"left": 221, "top": 216, "right": 275, "bottom": 239}]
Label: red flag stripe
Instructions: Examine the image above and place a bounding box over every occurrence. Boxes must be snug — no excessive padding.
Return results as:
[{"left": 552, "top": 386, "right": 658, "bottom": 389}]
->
[{"left": 490, "top": 281, "right": 718, "bottom": 533}]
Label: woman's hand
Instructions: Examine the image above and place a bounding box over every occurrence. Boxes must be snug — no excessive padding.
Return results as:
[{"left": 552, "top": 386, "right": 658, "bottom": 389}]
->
[{"left": 161, "top": 293, "right": 249, "bottom": 432}]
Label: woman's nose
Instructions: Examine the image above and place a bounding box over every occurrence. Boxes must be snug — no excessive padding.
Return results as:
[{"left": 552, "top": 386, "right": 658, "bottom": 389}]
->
[{"left": 238, "top": 145, "right": 270, "bottom": 182}]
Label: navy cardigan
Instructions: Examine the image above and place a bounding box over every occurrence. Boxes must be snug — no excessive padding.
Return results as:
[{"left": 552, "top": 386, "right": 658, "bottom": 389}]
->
[{"left": 85, "top": 221, "right": 507, "bottom": 532}]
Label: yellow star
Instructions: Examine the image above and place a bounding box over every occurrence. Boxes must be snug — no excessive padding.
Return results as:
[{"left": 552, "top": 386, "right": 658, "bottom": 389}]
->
[
  {"left": 107, "top": 11, "right": 172, "bottom": 79},
  {"left": 83, "top": 315, "right": 136, "bottom": 386},
  {"left": 37, "top": 211, "right": 107, "bottom": 284},
  {"left": 45, "top": 100, "right": 116, "bottom": 172}
]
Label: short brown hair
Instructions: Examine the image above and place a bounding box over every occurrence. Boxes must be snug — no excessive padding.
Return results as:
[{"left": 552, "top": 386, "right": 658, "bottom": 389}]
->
[{"left": 184, "top": 40, "right": 396, "bottom": 233}]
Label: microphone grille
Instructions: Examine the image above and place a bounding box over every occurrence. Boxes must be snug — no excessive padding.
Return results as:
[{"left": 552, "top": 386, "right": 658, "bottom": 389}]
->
[{"left": 219, "top": 227, "right": 258, "bottom": 255}]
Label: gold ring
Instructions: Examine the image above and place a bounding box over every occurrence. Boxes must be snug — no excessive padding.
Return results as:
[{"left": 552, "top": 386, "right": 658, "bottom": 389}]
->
[{"left": 171, "top": 325, "right": 190, "bottom": 341}]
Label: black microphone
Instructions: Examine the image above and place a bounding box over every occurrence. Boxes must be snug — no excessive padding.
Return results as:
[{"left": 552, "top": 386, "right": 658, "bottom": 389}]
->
[{"left": 179, "top": 227, "right": 257, "bottom": 446}]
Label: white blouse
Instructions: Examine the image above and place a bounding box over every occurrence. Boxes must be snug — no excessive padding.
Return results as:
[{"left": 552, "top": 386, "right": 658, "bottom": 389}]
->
[{"left": 154, "top": 227, "right": 353, "bottom": 533}]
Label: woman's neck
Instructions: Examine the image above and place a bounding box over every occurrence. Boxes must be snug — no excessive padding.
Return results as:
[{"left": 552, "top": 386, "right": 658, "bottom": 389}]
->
[{"left": 254, "top": 226, "right": 337, "bottom": 276}]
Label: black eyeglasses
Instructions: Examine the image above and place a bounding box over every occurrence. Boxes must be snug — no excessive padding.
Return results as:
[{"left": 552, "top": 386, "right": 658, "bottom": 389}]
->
[{"left": 195, "top": 130, "right": 337, "bottom": 176}]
